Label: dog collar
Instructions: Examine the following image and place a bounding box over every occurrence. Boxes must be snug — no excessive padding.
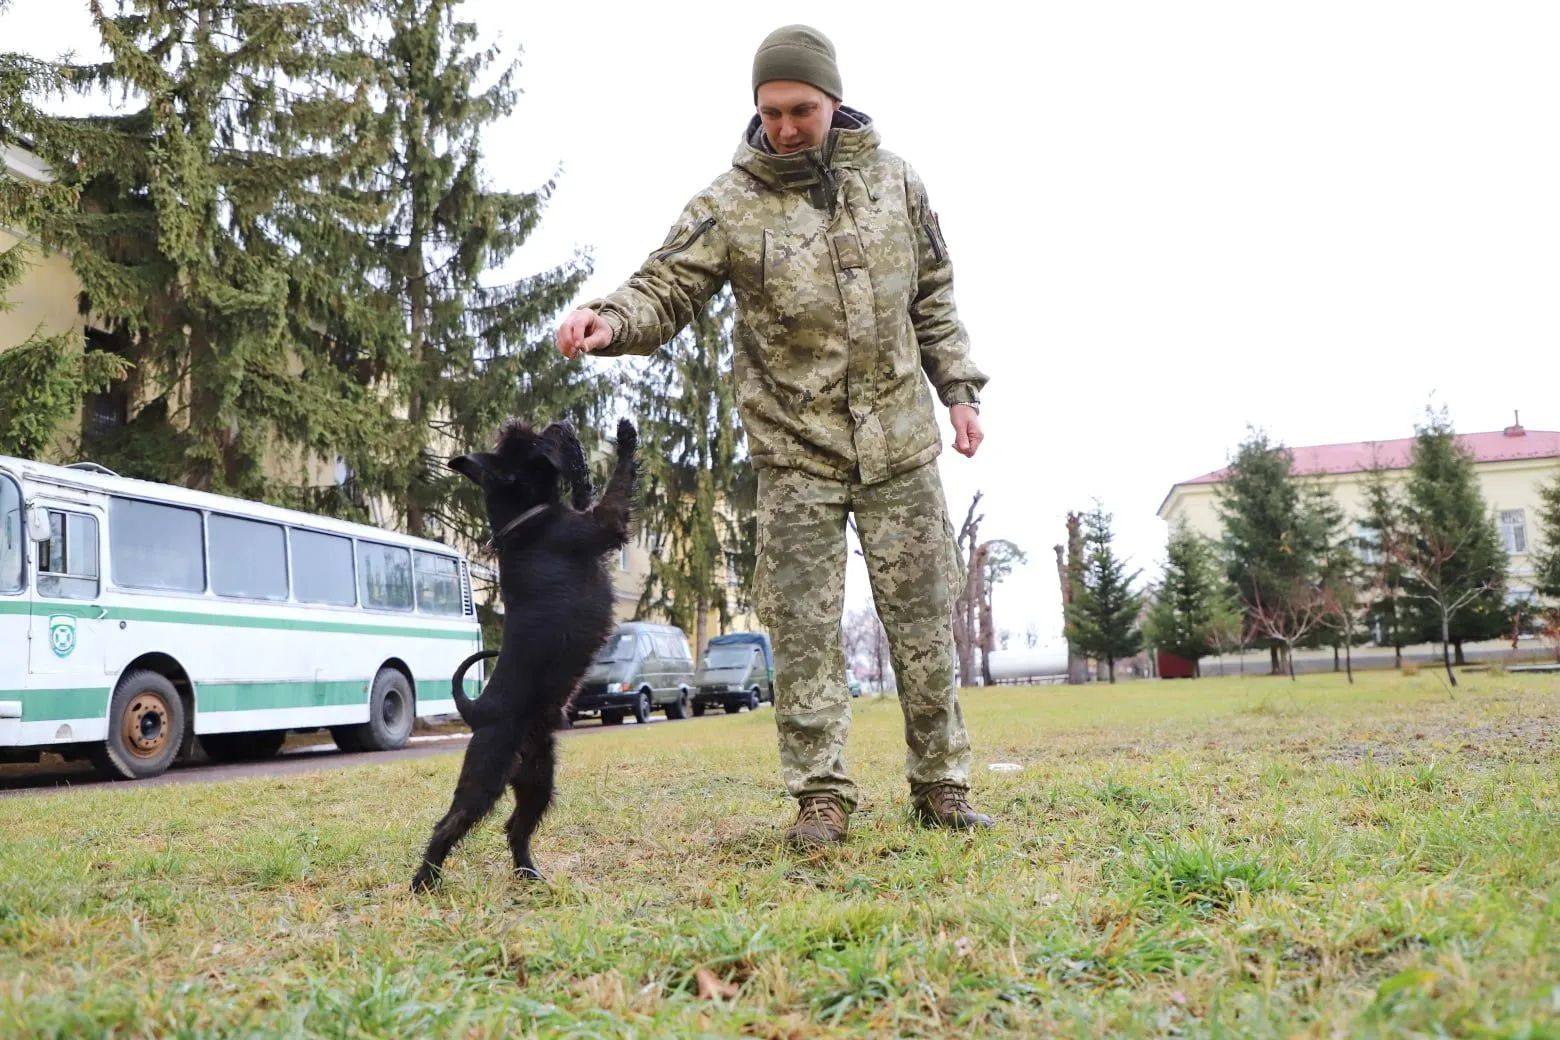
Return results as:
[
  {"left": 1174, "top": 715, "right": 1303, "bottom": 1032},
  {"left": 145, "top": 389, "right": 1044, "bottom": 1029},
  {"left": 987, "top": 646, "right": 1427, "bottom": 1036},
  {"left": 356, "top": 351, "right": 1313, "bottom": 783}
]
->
[{"left": 484, "top": 504, "right": 550, "bottom": 553}]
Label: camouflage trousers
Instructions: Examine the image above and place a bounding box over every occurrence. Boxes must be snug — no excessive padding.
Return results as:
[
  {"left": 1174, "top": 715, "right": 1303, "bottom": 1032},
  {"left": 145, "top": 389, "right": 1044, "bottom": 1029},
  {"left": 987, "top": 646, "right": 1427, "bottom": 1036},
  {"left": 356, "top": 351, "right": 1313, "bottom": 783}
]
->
[{"left": 753, "top": 461, "right": 972, "bottom": 813}]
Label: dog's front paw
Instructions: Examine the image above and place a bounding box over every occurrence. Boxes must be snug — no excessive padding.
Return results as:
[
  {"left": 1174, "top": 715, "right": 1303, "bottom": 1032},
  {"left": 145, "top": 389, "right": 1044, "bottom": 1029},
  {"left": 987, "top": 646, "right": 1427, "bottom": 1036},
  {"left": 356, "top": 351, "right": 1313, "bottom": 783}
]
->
[
  {"left": 410, "top": 866, "right": 440, "bottom": 894},
  {"left": 515, "top": 862, "right": 547, "bottom": 883},
  {"left": 615, "top": 418, "right": 637, "bottom": 457}
]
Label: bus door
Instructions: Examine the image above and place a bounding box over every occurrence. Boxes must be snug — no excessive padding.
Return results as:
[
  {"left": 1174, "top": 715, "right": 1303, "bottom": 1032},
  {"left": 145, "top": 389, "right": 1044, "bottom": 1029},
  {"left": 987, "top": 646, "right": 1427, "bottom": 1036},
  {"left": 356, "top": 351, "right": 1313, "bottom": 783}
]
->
[{"left": 25, "top": 498, "right": 109, "bottom": 700}]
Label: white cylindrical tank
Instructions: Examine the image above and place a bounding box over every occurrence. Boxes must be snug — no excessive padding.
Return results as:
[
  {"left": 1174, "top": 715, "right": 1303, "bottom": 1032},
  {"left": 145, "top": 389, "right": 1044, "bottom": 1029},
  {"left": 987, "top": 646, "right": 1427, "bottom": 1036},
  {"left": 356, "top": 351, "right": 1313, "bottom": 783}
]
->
[{"left": 986, "top": 645, "right": 1069, "bottom": 682}]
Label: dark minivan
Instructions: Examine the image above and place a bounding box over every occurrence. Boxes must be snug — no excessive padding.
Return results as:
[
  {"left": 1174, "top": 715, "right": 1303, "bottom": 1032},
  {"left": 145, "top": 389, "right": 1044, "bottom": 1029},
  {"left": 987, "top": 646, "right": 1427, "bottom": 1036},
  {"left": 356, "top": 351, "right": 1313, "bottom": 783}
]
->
[{"left": 691, "top": 632, "right": 774, "bottom": 715}]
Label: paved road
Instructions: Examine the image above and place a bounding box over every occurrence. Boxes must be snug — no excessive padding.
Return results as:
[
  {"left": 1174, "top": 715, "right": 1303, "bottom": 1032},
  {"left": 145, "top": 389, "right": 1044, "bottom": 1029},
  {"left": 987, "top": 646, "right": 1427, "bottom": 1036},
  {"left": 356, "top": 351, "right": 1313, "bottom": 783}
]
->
[{"left": 0, "top": 711, "right": 704, "bottom": 798}]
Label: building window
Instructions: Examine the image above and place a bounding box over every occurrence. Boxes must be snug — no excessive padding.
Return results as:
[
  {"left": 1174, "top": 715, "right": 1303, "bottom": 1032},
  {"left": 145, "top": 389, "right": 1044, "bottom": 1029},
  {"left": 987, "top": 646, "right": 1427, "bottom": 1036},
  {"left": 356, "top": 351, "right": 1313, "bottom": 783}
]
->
[
  {"left": 1355, "top": 523, "right": 1381, "bottom": 566},
  {"left": 1500, "top": 510, "right": 1527, "bottom": 555},
  {"left": 726, "top": 552, "right": 740, "bottom": 587},
  {"left": 82, "top": 328, "right": 129, "bottom": 440},
  {"left": 618, "top": 545, "right": 630, "bottom": 571}
]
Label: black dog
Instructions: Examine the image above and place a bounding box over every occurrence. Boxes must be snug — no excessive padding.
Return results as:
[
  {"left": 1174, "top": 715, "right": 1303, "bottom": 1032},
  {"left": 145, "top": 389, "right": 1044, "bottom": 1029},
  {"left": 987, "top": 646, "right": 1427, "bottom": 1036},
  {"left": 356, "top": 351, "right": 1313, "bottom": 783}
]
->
[{"left": 410, "top": 417, "right": 637, "bottom": 893}]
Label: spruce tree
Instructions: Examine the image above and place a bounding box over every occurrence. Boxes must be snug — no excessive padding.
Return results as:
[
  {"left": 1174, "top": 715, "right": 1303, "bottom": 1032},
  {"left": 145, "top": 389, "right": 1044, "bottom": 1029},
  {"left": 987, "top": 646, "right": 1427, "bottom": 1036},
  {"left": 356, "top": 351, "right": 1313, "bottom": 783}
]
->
[
  {"left": 1397, "top": 407, "right": 1507, "bottom": 683},
  {"left": 1215, "top": 428, "right": 1337, "bottom": 675},
  {"left": 1358, "top": 460, "right": 1410, "bottom": 667},
  {"left": 1064, "top": 505, "right": 1143, "bottom": 683},
  {"left": 1, "top": 1, "right": 394, "bottom": 501},
  {"left": 632, "top": 290, "right": 756, "bottom": 651},
  {"left": 1534, "top": 473, "right": 1560, "bottom": 600},
  {"left": 1144, "top": 521, "right": 1229, "bottom": 675},
  {"left": 335, "top": 0, "right": 608, "bottom": 543}
]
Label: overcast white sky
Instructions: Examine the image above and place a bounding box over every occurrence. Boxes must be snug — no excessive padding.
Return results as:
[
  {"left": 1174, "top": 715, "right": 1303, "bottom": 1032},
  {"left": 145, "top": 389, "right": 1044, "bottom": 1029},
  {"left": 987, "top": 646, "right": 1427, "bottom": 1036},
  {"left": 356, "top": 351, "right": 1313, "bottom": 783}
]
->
[{"left": 5, "top": 1, "right": 1558, "bottom": 641}]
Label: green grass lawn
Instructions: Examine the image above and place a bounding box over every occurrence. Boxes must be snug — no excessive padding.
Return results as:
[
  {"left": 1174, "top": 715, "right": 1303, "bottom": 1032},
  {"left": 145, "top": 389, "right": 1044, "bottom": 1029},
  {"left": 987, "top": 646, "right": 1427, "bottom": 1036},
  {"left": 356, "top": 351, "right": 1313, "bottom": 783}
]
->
[{"left": 3, "top": 671, "right": 1559, "bottom": 1038}]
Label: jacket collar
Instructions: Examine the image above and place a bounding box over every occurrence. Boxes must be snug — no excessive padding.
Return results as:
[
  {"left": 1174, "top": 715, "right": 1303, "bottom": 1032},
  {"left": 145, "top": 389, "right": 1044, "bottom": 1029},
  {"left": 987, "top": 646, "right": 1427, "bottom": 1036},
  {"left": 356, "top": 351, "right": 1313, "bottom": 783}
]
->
[{"left": 732, "top": 106, "right": 879, "bottom": 192}]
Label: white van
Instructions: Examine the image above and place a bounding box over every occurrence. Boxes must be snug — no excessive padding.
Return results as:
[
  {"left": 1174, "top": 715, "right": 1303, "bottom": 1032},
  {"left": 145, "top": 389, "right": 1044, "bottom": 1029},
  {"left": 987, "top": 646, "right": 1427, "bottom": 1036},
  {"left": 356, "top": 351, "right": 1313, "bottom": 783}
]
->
[{"left": 0, "top": 456, "right": 483, "bottom": 779}]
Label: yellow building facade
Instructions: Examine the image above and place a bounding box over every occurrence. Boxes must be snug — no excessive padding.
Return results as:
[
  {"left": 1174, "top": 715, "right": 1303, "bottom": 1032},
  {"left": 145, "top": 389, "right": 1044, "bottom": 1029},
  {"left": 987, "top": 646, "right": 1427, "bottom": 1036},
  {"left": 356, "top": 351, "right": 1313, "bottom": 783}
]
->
[
  {"left": 1159, "top": 421, "right": 1558, "bottom": 601},
  {"left": 1157, "top": 421, "right": 1559, "bottom": 666}
]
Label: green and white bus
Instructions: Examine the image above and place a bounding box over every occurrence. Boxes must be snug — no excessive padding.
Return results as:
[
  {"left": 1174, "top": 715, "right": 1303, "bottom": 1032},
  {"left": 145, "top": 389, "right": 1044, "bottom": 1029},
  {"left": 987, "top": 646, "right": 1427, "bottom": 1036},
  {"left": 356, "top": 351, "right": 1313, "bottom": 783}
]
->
[{"left": 0, "top": 455, "right": 483, "bottom": 780}]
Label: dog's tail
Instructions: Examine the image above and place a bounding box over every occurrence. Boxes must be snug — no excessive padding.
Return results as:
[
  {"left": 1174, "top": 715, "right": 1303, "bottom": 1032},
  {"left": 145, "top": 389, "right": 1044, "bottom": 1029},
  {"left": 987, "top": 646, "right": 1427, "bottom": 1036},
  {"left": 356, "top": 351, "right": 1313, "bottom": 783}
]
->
[{"left": 451, "top": 649, "right": 502, "bottom": 728}]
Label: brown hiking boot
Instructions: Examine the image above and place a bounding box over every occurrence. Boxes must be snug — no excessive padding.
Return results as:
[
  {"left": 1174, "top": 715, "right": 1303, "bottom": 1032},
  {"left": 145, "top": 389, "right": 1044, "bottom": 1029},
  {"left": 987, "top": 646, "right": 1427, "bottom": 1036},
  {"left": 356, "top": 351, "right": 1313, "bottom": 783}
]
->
[
  {"left": 785, "top": 796, "right": 849, "bottom": 848},
  {"left": 914, "top": 785, "right": 994, "bottom": 830}
]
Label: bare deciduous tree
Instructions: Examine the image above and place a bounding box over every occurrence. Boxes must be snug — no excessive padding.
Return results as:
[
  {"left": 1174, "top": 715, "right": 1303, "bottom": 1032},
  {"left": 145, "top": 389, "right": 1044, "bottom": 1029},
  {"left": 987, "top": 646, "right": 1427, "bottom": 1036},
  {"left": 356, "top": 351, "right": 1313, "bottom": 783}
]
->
[{"left": 1246, "top": 580, "right": 1328, "bottom": 681}]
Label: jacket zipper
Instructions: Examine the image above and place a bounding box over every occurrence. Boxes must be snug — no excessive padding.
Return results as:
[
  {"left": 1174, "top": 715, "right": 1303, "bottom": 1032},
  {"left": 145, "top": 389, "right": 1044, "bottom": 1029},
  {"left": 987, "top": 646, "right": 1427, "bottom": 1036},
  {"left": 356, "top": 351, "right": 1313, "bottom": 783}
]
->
[
  {"left": 920, "top": 194, "right": 946, "bottom": 263},
  {"left": 656, "top": 217, "right": 716, "bottom": 262},
  {"left": 924, "top": 215, "right": 945, "bottom": 263}
]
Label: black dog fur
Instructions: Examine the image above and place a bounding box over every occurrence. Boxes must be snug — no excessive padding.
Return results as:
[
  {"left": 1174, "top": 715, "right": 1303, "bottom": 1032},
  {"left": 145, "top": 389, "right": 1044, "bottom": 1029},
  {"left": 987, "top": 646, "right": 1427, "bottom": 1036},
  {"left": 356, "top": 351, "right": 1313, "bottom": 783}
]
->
[{"left": 410, "top": 417, "right": 637, "bottom": 893}]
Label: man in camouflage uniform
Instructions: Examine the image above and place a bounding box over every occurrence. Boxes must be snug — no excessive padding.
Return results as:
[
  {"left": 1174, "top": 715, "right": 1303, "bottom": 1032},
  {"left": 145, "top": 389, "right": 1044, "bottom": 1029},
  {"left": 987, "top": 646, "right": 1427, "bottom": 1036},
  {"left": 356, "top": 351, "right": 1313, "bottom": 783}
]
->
[{"left": 556, "top": 24, "right": 993, "bottom": 845}]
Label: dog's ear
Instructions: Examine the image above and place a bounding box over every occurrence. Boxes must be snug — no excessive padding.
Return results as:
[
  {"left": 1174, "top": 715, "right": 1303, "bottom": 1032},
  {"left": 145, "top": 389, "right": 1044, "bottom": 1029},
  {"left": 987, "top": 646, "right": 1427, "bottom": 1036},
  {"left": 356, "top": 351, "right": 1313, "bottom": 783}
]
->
[
  {"left": 539, "top": 422, "right": 593, "bottom": 510},
  {"left": 448, "top": 452, "right": 507, "bottom": 486}
]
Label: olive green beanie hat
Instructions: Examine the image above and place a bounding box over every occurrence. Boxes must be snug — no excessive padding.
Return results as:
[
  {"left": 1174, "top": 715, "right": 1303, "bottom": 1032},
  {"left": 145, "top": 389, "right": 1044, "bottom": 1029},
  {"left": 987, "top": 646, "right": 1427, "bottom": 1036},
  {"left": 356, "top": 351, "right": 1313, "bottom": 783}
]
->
[{"left": 752, "top": 24, "right": 842, "bottom": 102}]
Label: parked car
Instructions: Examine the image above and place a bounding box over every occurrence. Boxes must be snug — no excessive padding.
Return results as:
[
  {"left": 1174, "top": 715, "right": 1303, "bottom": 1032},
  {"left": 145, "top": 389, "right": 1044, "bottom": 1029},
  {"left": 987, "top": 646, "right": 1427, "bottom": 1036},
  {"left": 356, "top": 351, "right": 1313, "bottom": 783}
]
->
[
  {"left": 570, "top": 622, "right": 695, "bottom": 724},
  {"left": 692, "top": 632, "right": 774, "bottom": 715}
]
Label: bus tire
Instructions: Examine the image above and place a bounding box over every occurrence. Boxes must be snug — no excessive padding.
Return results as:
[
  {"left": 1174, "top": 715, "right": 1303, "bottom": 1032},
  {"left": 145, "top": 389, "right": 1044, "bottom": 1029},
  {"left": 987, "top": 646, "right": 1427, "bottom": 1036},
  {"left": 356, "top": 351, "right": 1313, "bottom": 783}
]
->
[
  {"left": 356, "top": 669, "right": 415, "bottom": 752},
  {"left": 201, "top": 730, "right": 287, "bottom": 763},
  {"left": 92, "top": 670, "right": 186, "bottom": 781},
  {"left": 330, "top": 726, "right": 365, "bottom": 753}
]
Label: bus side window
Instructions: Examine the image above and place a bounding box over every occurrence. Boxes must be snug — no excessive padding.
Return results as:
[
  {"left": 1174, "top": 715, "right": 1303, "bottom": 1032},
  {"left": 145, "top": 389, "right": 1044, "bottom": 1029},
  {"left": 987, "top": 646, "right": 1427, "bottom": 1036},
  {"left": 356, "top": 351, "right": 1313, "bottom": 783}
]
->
[
  {"left": 358, "top": 541, "right": 413, "bottom": 611},
  {"left": 38, "top": 510, "right": 100, "bottom": 600},
  {"left": 0, "top": 476, "right": 22, "bottom": 594},
  {"left": 413, "top": 552, "right": 463, "bottom": 616},
  {"left": 291, "top": 528, "right": 356, "bottom": 606}
]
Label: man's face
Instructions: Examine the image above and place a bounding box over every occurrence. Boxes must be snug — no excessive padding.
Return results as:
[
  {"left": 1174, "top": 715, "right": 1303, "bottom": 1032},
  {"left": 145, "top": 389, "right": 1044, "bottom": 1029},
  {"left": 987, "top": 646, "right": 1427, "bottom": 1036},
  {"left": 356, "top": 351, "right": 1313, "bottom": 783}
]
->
[{"left": 756, "top": 81, "right": 838, "bottom": 155}]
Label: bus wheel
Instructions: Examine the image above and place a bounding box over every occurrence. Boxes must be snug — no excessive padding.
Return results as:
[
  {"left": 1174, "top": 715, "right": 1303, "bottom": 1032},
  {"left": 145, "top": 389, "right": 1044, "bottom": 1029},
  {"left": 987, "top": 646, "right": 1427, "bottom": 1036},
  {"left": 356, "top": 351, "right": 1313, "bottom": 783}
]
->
[
  {"left": 357, "top": 669, "right": 415, "bottom": 751},
  {"left": 202, "top": 730, "right": 287, "bottom": 763},
  {"left": 93, "top": 670, "right": 186, "bottom": 780}
]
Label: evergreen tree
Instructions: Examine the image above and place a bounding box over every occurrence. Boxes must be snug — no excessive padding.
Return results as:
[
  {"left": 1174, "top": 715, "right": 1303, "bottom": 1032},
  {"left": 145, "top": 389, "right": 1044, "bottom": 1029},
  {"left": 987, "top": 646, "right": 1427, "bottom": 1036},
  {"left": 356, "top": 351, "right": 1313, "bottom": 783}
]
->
[
  {"left": 1, "top": 1, "right": 395, "bottom": 501},
  {"left": 1531, "top": 472, "right": 1560, "bottom": 600},
  {"left": 632, "top": 290, "right": 756, "bottom": 652},
  {"left": 1317, "top": 504, "right": 1368, "bottom": 682},
  {"left": 1143, "top": 521, "right": 1229, "bottom": 675},
  {"left": 1358, "top": 459, "right": 1410, "bottom": 667},
  {"left": 1214, "top": 428, "right": 1337, "bottom": 675},
  {"left": 324, "top": 0, "right": 608, "bottom": 542},
  {"left": 1064, "top": 505, "right": 1143, "bottom": 683},
  {"left": 0, "top": 243, "right": 129, "bottom": 458},
  {"left": 1396, "top": 407, "right": 1507, "bottom": 684}
]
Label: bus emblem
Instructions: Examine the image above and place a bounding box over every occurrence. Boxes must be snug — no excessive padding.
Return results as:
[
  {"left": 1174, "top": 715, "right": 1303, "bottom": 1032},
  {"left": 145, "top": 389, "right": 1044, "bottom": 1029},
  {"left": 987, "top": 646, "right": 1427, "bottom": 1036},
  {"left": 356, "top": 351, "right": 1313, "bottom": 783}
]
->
[{"left": 49, "top": 615, "right": 77, "bottom": 658}]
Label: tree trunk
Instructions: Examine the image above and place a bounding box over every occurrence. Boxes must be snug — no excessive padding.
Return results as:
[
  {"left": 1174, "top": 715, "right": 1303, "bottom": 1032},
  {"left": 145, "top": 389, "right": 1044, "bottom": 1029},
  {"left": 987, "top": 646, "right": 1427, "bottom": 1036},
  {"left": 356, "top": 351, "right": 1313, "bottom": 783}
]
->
[
  {"left": 1453, "top": 639, "right": 1466, "bottom": 666},
  {"left": 1344, "top": 638, "right": 1354, "bottom": 684},
  {"left": 978, "top": 559, "right": 995, "bottom": 687},
  {"left": 1107, "top": 657, "right": 1116, "bottom": 684},
  {"left": 1287, "top": 644, "right": 1297, "bottom": 680},
  {"left": 1333, "top": 645, "right": 1340, "bottom": 672},
  {"left": 1441, "top": 614, "right": 1457, "bottom": 687},
  {"left": 695, "top": 594, "right": 708, "bottom": 662},
  {"left": 1394, "top": 644, "right": 1402, "bottom": 669},
  {"left": 1270, "top": 645, "right": 1281, "bottom": 676}
]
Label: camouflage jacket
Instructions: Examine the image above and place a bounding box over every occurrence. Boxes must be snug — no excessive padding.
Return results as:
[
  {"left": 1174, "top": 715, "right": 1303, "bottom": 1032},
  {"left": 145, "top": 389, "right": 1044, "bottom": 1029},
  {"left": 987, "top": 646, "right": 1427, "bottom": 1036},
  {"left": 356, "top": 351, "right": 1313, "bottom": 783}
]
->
[{"left": 583, "top": 107, "right": 987, "bottom": 485}]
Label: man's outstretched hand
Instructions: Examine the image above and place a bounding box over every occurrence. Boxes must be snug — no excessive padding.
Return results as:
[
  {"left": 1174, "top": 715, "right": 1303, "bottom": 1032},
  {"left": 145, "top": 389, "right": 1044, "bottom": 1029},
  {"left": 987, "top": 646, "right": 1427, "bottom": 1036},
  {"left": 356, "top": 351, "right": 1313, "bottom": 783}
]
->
[
  {"left": 556, "top": 308, "right": 615, "bottom": 359},
  {"left": 950, "top": 404, "right": 983, "bottom": 458}
]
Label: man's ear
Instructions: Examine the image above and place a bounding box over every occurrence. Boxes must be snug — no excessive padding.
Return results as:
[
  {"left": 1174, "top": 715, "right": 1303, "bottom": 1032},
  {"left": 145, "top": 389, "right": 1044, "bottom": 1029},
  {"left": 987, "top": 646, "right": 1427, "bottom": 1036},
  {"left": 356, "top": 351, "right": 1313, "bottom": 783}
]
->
[{"left": 448, "top": 452, "right": 504, "bottom": 485}]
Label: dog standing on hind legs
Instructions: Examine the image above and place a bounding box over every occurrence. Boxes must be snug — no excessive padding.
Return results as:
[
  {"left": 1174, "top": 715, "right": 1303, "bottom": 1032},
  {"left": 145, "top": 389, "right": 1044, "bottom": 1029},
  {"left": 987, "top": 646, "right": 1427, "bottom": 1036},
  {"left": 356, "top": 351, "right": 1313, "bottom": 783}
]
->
[{"left": 410, "top": 417, "right": 638, "bottom": 894}]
